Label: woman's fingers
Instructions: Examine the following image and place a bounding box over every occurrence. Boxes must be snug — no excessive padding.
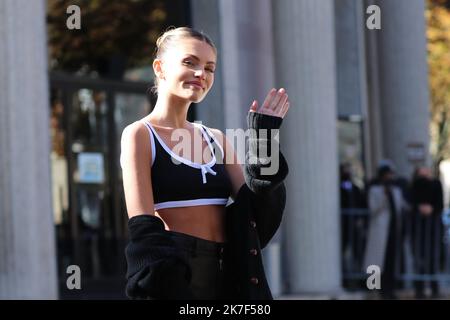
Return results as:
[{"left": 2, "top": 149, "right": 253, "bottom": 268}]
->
[
  {"left": 277, "top": 93, "right": 288, "bottom": 112},
  {"left": 280, "top": 101, "right": 290, "bottom": 118},
  {"left": 251, "top": 88, "right": 290, "bottom": 118},
  {"left": 260, "top": 88, "right": 277, "bottom": 110},
  {"left": 269, "top": 88, "right": 286, "bottom": 111},
  {"left": 249, "top": 100, "right": 258, "bottom": 112}
]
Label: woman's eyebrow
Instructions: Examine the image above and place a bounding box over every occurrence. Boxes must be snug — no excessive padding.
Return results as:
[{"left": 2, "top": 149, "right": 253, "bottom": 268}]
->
[{"left": 185, "top": 54, "right": 216, "bottom": 65}]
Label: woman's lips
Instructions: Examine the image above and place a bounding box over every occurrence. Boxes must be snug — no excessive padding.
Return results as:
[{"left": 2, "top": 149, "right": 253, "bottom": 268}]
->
[{"left": 185, "top": 82, "right": 204, "bottom": 90}]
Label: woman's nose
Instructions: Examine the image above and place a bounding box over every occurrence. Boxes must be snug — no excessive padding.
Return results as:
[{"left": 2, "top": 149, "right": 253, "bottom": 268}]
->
[{"left": 194, "top": 69, "right": 205, "bottom": 79}]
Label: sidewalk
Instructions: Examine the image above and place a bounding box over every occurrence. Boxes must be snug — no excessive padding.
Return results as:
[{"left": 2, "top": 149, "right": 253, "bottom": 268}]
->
[
  {"left": 276, "top": 291, "right": 367, "bottom": 300},
  {"left": 276, "top": 288, "right": 450, "bottom": 300}
]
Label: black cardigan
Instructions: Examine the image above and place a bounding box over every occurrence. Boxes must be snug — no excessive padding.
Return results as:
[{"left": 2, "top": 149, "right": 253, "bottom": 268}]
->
[
  {"left": 125, "top": 112, "right": 288, "bottom": 300},
  {"left": 222, "top": 181, "right": 287, "bottom": 299}
]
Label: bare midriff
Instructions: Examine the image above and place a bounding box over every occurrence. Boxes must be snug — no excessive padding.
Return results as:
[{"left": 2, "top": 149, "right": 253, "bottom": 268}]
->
[{"left": 155, "top": 205, "right": 227, "bottom": 243}]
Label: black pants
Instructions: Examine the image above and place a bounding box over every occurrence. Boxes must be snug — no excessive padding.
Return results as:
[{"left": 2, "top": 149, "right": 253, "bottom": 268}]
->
[
  {"left": 381, "top": 207, "right": 397, "bottom": 299},
  {"left": 168, "top": 231, "right": 226, "bottom": 300},
  {"left": 413, "top": 215, "right": 441, "bottom": 297}
]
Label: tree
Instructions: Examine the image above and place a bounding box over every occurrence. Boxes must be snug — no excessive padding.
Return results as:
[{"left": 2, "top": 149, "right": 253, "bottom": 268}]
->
[
  {"left": 47, "top": 0, "right": 188, "bottom": 79},
  {"left": 427, "top": 0, "right": 450, "bottom": 172}
]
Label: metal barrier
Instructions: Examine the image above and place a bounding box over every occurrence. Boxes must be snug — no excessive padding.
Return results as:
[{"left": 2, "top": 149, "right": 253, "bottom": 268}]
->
[{"left": 341, "top": 208, "right": 450, "bottom": 293}]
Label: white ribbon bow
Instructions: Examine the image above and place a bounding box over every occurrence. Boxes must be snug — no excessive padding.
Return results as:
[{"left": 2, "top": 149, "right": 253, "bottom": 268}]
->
[{"left": 200, "top": 165, "right": 217, "bottom": 184}]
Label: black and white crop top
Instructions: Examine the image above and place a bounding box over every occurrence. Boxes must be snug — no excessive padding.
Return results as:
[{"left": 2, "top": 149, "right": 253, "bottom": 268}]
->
[{"left": 140, "top": 120, "right": 232, "bottom": 211}]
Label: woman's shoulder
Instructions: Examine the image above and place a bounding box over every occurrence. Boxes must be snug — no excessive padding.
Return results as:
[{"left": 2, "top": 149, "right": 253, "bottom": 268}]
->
[
  {"left": 121, "top": 120, "right": 151, "bottom": 148},
  {"left": 119, "top": 121, "right": 153, "bottom": 170}
]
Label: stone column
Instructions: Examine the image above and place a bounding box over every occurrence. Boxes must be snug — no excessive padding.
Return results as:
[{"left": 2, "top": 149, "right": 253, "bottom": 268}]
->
[
  {"left": 216, "top": 0, "right": 283, "bottom": 296},
  {"left": 190, "top": 0, "right": 225, "bottom": 130},
  {"left": 376, "top": 0, "right": 430, "bottom": 177},
  {"left": 0, "top": 0, "right": 58, "bottom": 299},
  {"left": 218, "top": 0, "right": 277, "bottom": 131},
  {"left": 272, "top": 0, "right": 341, "bottom": 294},
  {"left": 335, "top": 0, "right": 369, "bottom": 119},
  {"left": 335, "top": 0, "right": 373, "bottom": 177},
  {"left": 365, "top": 0, "right": 385, "bottom": 177}
]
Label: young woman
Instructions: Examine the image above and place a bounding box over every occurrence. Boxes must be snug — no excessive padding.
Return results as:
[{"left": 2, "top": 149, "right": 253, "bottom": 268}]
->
[{"left": 121, "top": 27, "right": 290, "bottom": 300}]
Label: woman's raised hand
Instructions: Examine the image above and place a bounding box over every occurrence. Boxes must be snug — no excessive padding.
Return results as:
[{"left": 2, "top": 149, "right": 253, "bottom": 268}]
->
[{"left": 249, "top": 88, "right": 290, "bottom": 119}]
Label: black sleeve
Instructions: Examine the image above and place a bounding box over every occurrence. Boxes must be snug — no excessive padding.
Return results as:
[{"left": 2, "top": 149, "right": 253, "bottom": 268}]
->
[
  {"left": 244, "top": 112, "right": 289, "bottom": 195},
  {"left": 250, "top": 182, "right": 287, "bottom": 249},
  {"left": 124, "top": 215, "right": 194, "bottom": 299},
  {"left": 243, "top": 112, "right": 289, "bottom": 248}
]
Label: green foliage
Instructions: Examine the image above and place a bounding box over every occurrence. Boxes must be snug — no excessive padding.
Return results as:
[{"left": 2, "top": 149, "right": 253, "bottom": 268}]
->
[
  {"left": 47, "top": 0, "right": 187, "bottom": 78},
  {"left": 427, "top": 0, "right": 450, "bottom": 166}
]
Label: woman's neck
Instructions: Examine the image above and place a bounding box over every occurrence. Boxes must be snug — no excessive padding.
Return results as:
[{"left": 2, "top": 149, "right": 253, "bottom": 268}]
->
[{"left": 149, "top": 94, "right": 191, "bottom": 129}]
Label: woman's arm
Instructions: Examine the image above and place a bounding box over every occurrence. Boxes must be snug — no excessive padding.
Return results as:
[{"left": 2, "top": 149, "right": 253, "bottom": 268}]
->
[
  {"left": 211, "top": 89, "right": 289, "bottom": 199},
  {"left": 120, "top": 122, "right": 155, "bottom": 218},
  {"left": 121, "top": 122, "right": 193, "bottom": 299},
  {"left": 242, "top": 88, "right": 289, "bottom": 196},
  {"left": 215, "top": 89, "right": 290, "bottom": 249}
]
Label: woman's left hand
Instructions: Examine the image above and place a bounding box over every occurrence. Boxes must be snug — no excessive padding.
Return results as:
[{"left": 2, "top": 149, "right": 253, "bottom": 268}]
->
[{"left": 249, "top": 88, "right": 290, "bottom": 119}]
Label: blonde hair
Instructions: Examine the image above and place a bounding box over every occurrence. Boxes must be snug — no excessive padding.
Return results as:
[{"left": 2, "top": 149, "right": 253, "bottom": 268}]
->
[{"left": 151, "top": 27, "right": 217, "bottom": 95}]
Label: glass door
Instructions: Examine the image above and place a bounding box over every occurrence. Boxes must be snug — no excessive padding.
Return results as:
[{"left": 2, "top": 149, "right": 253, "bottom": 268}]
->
[{"left": 50, "top": 82, "right": 153, "bottom": 298}]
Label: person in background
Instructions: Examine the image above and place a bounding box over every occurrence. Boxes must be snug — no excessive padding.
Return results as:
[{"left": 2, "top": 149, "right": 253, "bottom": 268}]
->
[
  {"left": 340, "top": 163, "right": 366, "bottom": 209},
  {"left": 364, "top": 163, "right": 407, "bottom": 299},
  {"left": 340, "top": 163, "right": 366, "bottom": 288},
  {"left": 410, "top": 166, "right": 444, "bottom": 299}
]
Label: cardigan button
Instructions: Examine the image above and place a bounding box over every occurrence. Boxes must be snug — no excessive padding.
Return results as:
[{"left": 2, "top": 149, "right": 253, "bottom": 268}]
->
[
  {"left": 250, "top": 249, "right": 258, "bottom": 256},
  {"left": 250, "top": 277, "right": 259, "bottom": 285},
  {"left": 250, "top": 220, "right": 257, "bottom": 228}
]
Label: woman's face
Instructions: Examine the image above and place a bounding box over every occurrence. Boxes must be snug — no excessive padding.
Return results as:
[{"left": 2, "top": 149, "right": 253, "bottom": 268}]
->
[{"left": 156, "top": 38, "right": 216, "bottom": 103}]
